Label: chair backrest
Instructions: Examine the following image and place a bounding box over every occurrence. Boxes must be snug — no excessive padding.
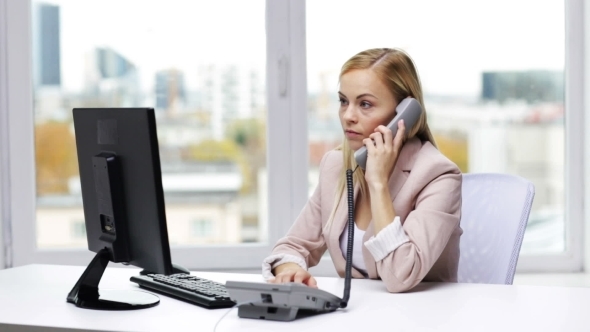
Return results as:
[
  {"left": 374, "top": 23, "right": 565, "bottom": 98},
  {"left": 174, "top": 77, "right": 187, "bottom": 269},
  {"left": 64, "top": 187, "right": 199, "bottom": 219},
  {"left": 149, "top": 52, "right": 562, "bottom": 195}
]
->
[{"left": 457, "top": 173, "right": 535, "bottom": 285}]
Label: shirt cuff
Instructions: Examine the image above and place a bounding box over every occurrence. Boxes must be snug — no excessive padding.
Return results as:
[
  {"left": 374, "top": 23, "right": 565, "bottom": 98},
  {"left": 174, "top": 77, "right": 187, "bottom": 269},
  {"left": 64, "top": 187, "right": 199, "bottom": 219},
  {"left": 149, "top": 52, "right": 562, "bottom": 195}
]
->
[
  {"left": 261, "top": 253, "right": 308, "bottom": 281},
  {"left": 364, "top": 216, "right": 410, "bottom": 261}
]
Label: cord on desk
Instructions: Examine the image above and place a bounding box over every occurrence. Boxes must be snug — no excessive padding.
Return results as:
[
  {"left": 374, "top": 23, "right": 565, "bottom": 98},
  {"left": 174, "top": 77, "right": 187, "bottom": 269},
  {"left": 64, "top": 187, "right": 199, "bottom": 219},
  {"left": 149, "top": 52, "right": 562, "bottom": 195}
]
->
[{"left": 213, "top": 302, "right": 249, "bottom": 332}]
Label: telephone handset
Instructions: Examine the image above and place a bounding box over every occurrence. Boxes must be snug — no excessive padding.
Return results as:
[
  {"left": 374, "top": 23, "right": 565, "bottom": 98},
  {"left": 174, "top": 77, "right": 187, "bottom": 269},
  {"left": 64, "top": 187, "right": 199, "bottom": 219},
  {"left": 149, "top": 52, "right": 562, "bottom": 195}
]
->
[{"left": 354, "top": 97, "right": 423, "bottom": 170}]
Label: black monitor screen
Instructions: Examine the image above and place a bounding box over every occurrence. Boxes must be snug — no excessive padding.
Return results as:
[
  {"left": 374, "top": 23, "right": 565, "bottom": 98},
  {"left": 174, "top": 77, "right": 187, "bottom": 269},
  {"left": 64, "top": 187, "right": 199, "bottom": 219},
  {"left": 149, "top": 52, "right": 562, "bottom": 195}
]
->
[{"left": 73, "top": 107, "right": 173, "bottom": 275}]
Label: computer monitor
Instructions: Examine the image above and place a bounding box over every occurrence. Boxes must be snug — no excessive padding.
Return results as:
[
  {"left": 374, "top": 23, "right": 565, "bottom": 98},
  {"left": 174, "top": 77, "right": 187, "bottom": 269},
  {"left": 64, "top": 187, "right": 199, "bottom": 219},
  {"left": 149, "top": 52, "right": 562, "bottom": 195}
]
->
[{"left": 67, "top": 107, "right": 187, "bottom": 310}]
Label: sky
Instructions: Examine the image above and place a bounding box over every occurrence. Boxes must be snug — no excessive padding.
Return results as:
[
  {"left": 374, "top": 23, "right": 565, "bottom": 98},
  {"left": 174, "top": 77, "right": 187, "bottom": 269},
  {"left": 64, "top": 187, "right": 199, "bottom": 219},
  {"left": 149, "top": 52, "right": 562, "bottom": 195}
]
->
[
  {"left": 305, "top": 0, "right": 565, "bottom": 96},
  {"left": 36, "top": 0, "right": 565, "bottom": 97}
]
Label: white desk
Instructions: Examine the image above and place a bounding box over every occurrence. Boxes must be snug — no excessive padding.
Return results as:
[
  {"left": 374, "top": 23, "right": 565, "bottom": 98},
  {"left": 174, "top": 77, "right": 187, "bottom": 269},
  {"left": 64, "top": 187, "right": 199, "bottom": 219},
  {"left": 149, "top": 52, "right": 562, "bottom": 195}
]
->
[{"left": 0, "top": 264, "right": 588, "bottom": 331}]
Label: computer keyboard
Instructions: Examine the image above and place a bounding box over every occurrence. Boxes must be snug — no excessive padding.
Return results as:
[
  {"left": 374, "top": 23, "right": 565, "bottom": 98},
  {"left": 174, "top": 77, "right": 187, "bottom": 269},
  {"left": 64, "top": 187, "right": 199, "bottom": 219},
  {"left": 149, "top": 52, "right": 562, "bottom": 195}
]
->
[{"left": 130, "top": 273, "right": 236, "bottom": 309}]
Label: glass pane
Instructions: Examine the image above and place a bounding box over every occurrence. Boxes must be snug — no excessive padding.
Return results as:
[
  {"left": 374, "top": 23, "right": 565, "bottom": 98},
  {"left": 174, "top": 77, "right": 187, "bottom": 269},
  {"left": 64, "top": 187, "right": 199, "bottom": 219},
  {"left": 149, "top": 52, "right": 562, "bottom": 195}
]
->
[
  {"left": 307, "top": 0, "right": 565, "bottom": 255},
  {"left": 33, "top": 0, "right": 267, "bottom": 248}
]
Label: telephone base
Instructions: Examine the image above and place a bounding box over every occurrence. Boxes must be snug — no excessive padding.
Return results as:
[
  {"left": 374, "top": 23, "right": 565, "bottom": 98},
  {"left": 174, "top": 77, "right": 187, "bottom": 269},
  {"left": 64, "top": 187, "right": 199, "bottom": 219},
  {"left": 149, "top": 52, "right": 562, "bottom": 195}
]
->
[
  {"left": 226, "top": 281, "right": 342, "bottom": 321},
  {"left": 237, "top": 304, "right": 335, "bottom": 321},
  {"left": 237, "top": 305, "right": 299, "bottom": 321}
]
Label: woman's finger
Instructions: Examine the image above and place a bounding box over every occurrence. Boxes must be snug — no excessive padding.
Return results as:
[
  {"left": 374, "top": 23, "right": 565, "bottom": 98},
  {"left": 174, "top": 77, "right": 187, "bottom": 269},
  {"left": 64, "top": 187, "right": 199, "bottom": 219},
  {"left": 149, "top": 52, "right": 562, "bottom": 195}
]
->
[
  {"left": 293, "top": 270, "right": 308, "bottom": 284},
  {"left": 393, "top": 119, "right": 406, "bottom": 152},
  {"left": 305, "top": 276, "right": 318, "bottom": 288},
  {"left": 369, "top": 132, "right": 384, "bottom": 149},
  {"left": 375, "top": 125, "right": 393, "bottom": 148},
  {"left": 363, "top": 138, "right": 376, "bottom": 152},
  {"left": 276, "top": 272, "right": 293, "bottom": 284}
]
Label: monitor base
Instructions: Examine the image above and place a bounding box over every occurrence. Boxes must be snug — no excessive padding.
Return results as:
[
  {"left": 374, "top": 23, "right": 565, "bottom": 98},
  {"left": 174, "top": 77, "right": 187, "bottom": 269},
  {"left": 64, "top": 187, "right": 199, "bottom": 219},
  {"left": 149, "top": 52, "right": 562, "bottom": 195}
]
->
[
  {"left": 70, "top": 289, "right": 159, "bottom": 310},
  {"left": 67, "top": 248, "right": 160, "bottom": 310}
]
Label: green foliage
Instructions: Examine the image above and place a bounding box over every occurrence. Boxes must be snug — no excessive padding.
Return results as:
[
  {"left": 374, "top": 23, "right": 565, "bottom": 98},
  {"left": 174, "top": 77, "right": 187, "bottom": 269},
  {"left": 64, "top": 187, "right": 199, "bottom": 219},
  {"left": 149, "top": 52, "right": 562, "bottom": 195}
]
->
[
  {"left": 225, "top": 118, "right": 266, "bottom": 150},
  {"left": 188, "top": 118, "right": 267, "bottom": 195},
  {"left": 189, "top": 139, "right": 241, "bottom": 162},
  {"left": 188, "top": 139, "right": 252, "bottom": 193}
]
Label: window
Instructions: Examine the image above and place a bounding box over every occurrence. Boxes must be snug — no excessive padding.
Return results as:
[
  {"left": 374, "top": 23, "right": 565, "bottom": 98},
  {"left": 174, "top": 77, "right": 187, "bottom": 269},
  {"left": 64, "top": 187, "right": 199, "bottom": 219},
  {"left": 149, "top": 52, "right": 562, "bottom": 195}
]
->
[
  {"left": 191, "top": 219, "right": 213, "bottom": 239},
  {"left": 2, "top": 0, "right": 582, "bottom": 273},
  {"left": 4, "top": 0, "right": 307, "bottom": 270},
  {"left": 306, "top": 0, "right": 581, "bottom": 271},
  {"left": 70, "top": 220, "right": 86, "bottom": 239},
  {"left": 32, "top": 0, "right": 267, "bottom": 249}
]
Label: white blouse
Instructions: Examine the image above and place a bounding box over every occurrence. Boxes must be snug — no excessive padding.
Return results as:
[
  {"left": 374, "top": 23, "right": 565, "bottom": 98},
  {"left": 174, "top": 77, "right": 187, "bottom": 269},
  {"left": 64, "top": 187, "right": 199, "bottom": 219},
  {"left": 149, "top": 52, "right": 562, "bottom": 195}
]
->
[{"left": 339, "top": 223, "right": 368, "bottom": 277}]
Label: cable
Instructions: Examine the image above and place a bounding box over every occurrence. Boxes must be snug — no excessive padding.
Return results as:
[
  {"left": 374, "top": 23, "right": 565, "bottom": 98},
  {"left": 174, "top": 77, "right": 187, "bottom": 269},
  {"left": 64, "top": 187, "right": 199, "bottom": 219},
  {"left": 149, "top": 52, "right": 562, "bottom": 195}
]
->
[
  {"left": 213, "top": 301, "right": 249, "bottom": 332},
  {"left": 340, "top": 168, "right": 355, "bottom": 308}
]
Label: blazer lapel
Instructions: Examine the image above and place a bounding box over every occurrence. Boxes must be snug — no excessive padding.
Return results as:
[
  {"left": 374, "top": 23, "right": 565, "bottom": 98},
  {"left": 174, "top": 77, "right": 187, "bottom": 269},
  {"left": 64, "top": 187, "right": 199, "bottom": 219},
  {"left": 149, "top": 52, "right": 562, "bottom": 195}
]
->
[{"left": 385, "top": 137, "right": 421, "bottom": 202}]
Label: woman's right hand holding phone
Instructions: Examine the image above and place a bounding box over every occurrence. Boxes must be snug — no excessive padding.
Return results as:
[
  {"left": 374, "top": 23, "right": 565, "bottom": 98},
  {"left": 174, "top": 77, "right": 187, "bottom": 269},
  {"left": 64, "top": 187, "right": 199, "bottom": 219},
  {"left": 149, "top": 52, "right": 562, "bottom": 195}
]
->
[
  {"left": 363, "top": 119, "right": 406, "bottom": 187},
  {"left": 269, "top": 263, "right": 318, "bottom": 288}
]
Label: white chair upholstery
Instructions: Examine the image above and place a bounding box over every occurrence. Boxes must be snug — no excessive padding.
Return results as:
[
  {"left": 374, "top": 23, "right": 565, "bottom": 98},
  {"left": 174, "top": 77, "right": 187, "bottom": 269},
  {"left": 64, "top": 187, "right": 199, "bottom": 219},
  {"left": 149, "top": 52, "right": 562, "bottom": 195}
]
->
[{"left": 457, "top": 173, "right": 535, "bottom": 285}]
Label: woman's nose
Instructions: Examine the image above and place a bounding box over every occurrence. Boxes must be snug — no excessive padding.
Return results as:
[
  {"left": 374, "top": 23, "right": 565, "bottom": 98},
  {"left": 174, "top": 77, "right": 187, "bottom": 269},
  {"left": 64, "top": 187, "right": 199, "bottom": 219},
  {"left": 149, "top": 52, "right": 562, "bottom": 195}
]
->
[{"left": 342, "top": 106, "right": 357, "bottom": 122}]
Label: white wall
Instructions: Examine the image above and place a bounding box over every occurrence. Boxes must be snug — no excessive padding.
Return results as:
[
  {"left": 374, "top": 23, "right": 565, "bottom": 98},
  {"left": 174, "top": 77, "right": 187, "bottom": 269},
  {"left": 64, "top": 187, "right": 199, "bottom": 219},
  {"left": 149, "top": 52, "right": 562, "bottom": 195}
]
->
[
  {"left": 582, "top": 0, "right": 590, "bottom": 273},
  {"left": 0, "top": 175, "right": 4, "bottom": 269},
  {"left": 0, "top": 0, "right": 8, "bottom": 270}
]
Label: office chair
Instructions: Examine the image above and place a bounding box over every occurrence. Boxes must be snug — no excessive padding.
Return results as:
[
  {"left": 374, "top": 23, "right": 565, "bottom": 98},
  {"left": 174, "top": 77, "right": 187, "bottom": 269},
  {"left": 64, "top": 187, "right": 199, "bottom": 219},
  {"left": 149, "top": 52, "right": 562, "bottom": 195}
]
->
[{"left": 457, "top": 173, "right": 535, "bottom": 285}]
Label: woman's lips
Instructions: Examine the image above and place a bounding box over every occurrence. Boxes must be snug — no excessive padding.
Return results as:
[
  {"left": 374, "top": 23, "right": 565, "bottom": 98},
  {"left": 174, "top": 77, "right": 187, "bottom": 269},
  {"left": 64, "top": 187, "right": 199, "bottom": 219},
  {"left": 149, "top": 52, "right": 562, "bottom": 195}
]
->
[{"left": 345, "top": 130, "right": 361, "bottom": 139}]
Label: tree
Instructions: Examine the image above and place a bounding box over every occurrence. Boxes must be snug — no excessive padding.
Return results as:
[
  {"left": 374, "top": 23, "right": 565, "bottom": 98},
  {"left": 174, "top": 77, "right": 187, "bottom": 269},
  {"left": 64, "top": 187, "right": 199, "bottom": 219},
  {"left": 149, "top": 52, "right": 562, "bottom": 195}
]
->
[
  {"left": 186, "top": 118, "right": 266, "bottom": 195},
  {"left": 434, "top": 133, "right": 469, "bottom": 173},
  {"left": 187, "top": 139, "right": 253, "bottom": 193},
  {"left": 225, "top": 118, "right": 266, "bottom": 154},
  {"left": 35, "top": 121, "right": 79, "bottom": 195},
  {"left": 225, "top": 118, "right": 266, "bottom": 193}
]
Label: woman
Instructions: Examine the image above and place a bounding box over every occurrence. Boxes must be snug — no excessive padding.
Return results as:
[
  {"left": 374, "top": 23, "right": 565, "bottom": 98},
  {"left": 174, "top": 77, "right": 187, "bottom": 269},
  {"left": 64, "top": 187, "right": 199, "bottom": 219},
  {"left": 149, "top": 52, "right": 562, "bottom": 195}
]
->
[{"left": 262, "top": 48, "right": 462, "bottom": 293}]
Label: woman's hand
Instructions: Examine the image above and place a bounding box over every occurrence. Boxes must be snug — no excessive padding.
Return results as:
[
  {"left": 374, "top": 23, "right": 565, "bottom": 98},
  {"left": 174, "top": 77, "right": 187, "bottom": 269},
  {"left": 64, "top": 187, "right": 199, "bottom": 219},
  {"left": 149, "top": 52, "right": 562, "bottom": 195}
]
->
[
  {"left": 362, "top": 119, "right": 406, "bottom": 187},
  {"left": 268, "top": 263, "right": 318, "bottom": 288}
]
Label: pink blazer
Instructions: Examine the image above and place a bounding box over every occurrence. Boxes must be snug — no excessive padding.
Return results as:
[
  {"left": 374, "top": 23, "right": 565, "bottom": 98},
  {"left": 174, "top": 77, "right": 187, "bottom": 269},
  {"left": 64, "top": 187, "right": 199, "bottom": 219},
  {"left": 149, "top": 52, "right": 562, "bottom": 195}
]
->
[{"left": 268, "top": 137, "right": 463, "bottom": 292}]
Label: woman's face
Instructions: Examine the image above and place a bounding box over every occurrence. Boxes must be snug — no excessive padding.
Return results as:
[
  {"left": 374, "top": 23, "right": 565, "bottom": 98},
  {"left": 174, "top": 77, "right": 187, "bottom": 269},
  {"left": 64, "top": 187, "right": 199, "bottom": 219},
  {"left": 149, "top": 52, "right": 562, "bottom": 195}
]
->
[{"left": 338, "top": 69, "right": 398, "bottom": 151}]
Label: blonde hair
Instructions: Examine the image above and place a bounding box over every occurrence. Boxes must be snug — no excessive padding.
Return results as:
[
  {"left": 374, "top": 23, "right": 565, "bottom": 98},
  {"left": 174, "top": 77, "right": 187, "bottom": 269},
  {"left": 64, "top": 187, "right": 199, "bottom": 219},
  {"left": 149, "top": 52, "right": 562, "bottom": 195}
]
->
[{"left": 324, "top": 48, "right": 437, "bottom": 232}]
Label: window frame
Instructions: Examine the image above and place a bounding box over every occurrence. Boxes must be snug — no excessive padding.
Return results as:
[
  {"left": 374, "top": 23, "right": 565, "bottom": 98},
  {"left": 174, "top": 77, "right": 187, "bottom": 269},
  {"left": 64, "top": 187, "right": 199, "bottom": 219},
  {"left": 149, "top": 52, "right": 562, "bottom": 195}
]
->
[
  {"left": 511, "top": 0, "right": 584, "bottom": 272},
  {"left": 1, "top": 0, "right": 309, "bottom": 270}
]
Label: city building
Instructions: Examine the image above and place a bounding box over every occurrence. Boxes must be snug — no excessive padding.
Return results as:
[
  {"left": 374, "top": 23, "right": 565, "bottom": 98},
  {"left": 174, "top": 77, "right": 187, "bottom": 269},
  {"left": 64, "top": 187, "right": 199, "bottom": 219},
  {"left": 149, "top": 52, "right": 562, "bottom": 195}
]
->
[
  {"left": 31, "top": 2, "right": 63, "bottom": 121},
  {"left": 83, "top": 47, "right": 140, "bottom": 107},
  {"left": 32, "top": 2, "right": 61, "bottom": 87},
  {"left": 481, "top": 70, "right": 564, "bottom": 104},
  {"left": 36, "top": 161, "right": 246, "bottom": 248},
  {"left": 196, "top": 64, "right": 265, "bottom": 140},
  {"left": 155, "top": 69, "right": 186, "bottom": 117}
]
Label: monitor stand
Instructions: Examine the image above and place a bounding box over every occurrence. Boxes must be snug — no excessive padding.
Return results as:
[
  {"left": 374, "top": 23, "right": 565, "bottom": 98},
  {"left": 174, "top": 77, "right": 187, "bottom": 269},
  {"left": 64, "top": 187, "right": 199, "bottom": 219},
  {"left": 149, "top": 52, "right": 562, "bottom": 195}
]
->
[{"left": 67, "top": 247, "right": 160, "bottom": 310}]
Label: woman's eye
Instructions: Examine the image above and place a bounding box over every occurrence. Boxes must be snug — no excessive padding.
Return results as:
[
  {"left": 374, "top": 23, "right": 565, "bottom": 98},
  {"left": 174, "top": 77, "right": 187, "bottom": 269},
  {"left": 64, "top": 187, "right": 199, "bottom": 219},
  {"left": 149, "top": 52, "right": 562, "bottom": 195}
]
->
[
  {"left": 339, "top": 98, "right": 348, "bottom": 106},
  {"left": 360, "top": 101, "right": 372, "bottom": 108}
]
